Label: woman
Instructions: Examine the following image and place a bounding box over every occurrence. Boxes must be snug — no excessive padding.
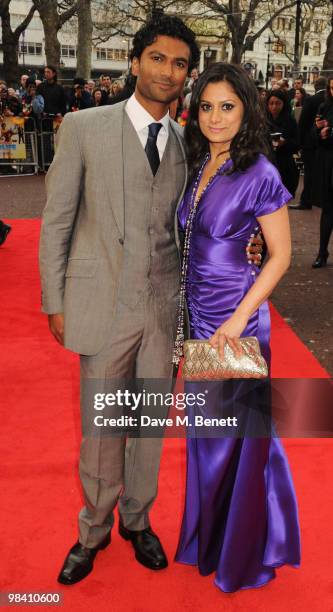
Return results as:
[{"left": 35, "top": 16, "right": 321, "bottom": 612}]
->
[
  {"left": 109, "top": 80, "right": 123, "bottom": 99},
  {"left": 312, "top": 77, "right": 333, "bottom": 267},
  {"left": 266, "top": 89, "right": 300, "bottom": 196},
  {"left": 91, "top": 87, "right": 108, "bottom": 107},
  {"left": 290, "top": 87, "right": 306, "bottom": 123},
  {"left": 175, "top": 63, "right": 300, "bottom": 592}
]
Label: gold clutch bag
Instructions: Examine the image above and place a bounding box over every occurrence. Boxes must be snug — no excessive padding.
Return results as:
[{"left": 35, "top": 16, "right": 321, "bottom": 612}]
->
[{"left": 182, "top": 337, "right": 268, "bottom": 381}]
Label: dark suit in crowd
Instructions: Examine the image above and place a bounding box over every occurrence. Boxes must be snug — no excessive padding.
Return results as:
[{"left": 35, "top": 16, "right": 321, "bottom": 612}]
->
[{"left": 298, "top": 79, "right": 327, "bottom": 208}]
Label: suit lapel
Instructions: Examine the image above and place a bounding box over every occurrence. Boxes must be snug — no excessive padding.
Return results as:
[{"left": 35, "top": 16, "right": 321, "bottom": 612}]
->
[
  {"left": 101, "top": 102, "right": 126, "bottom": 238},
  {"left": 169, "top": 122, "right": 188, "bottom": 250},
  {"left": 169, "top": 122, "right": 188, "bottom": 209}
]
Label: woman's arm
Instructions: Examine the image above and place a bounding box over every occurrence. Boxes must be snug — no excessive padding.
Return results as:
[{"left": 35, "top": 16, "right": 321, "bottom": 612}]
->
[{"left": 210, "top": 205, "right": 291, "bottom": 357}]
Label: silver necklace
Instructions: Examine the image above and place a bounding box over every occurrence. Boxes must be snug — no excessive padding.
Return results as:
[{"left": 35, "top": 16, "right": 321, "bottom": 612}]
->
[{"left": 172, "top": 154, "right": 230, "bottom": 365}]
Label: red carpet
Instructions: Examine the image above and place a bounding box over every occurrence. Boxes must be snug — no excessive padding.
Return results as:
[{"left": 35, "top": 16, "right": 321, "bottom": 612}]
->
[{"left": 1, "top": 219, "right": 332, "bottom": 611}]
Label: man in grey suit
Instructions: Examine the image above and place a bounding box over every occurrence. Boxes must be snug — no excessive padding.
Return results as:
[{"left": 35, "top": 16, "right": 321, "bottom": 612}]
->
[{"left": 39, "top": 15, "right": 200, "bottom": 585}]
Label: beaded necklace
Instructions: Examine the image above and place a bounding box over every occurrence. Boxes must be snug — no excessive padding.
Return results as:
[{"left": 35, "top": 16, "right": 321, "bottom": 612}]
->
[{"left": 172, "top": 153, "right": 231, "bottom": 366}]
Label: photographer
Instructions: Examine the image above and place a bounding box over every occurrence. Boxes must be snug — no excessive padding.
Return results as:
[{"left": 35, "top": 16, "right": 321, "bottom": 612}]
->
[
  {"left": 68, "top": 78, "right": 92, "bottom": 112},
  {"left": 312, "top": 77, "right": 333, "bottom": 268},
  {"left": 0, "top": 87, "right": 22, "bottom": 117},
  {"left": 266, "top": 89, "right": 300, "bottom": 196}
]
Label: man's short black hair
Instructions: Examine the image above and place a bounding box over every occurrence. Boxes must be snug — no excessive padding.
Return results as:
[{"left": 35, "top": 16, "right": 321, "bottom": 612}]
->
[{"left": 130, "top": 15, "right": 200, "bottom": 74}]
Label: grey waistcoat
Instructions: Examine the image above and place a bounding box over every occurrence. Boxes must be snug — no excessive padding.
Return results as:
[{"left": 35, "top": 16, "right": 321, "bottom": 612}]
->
[{"left": 117, "top": 113, "right": 186, "bottom": 308}]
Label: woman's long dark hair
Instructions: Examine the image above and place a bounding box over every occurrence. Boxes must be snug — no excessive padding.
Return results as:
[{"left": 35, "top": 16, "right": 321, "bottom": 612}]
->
[{"left": 185, "top": 62, "right": 270, "bottom": 182}]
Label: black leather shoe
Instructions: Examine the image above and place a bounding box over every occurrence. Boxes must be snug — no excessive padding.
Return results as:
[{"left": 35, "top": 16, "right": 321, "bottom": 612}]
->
[
  {"left": 57, "top": 532, "right": 111, "bottom": 585},
  {"left": 312, "top": 255, "right": 328, "bottom": 268},
  {"left": 119, "top": 521, "right": 168, "bottom": 570},
  {"left": 288, "top": 204, "right": 312, "bottom": 210},
  {"left": 0, "top": 222, "right": 11, "bottom": 246}
]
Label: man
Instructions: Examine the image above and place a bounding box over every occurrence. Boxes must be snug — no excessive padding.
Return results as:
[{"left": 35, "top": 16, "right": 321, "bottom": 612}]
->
[
  {"left": 290, "top": 76, "right": 327, "bottom": 210},
  {"left": 85, "top": 79, "right": 96, "bottom": 94},
  {"left": 37, "top": 66, "right": 67, "bottom": 117},
  {"left": 99, "top": 74, "right": 112, "bottom": 94},
  {"left": 68, "top": 78, "right": 92, "bottom": 111},
  {"left": 40, "top": 16, "right": 260, "bottom": 586},
  {"left": 288, "top": 76, "right": 306, "bottom": 101},
  {"left": 40, "top": 15, "right": 200, "bottom": 586}
]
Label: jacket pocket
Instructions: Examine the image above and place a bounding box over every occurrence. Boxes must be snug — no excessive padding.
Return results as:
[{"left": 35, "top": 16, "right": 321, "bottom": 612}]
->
[{"left": 65, "top": 258, "right": 97, "bottom": 278}]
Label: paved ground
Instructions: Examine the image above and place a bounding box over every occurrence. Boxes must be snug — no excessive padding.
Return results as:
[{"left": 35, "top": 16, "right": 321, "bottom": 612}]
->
[{"left": 1, "top": 174, "right": 332, "bottom": 375}]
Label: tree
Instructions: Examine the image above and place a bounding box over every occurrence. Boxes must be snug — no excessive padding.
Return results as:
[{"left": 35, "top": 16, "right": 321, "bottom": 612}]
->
[
  {"left": 323, "top": 2, "right": 333, "bottom": 72},
  {"left": 32, "top": 0, "right": 78, "bottom": 72},
  {"left": 0, "top": 0, "right": 36, "bottom": 86},
  {"left": 76, "top": 0, "right": 93, "bottom": 78},
  {"left": 93, "top": 0, "right": 306, "bottom": 66},
  {"left": 266, "top": 0, "right": 330, "bottom": 76}
]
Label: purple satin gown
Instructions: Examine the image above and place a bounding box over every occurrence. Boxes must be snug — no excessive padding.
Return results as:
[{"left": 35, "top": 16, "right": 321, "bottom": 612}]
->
[{"left": 175, "top": 154, "right": 301, "bottom": 592}]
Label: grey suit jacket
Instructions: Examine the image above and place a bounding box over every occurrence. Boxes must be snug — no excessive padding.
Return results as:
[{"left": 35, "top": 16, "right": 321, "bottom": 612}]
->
[{"left": 39, "top": 102, "right": 188, "bottom": 355}]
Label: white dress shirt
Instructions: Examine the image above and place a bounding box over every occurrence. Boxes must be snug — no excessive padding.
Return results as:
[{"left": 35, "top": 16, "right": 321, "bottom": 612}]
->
[{"left": 125, "top": 93, "right": 169, "bottom": 161}]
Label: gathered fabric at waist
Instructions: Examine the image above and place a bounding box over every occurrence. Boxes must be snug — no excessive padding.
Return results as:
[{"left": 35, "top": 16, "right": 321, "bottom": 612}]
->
[{"left": 190, "top": 235, "right": 250, "bottom": 269}]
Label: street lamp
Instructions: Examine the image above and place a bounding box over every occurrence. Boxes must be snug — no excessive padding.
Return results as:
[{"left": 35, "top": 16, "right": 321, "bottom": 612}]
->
[
  {"left": 293, "top": 0, "right": 302, "bottom": 76},
  {"left": 264, "top": 36, "right": 274, "bottom": 89},
  {"left": 204, "top": 46, "right": 213, "bottom": 69}
]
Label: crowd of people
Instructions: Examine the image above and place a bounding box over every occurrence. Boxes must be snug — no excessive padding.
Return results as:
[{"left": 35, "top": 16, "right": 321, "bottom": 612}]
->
[
  {"left": 1, "top": 62, "right": 333, "bottom": 265},
  {"left": 0, "top": 68, "right": 133, "bottom": 120}
]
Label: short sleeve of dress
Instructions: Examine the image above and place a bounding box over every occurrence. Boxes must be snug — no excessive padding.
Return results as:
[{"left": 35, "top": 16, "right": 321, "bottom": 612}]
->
[{"left": 254, "top": 161, "right": 292, "bottom": 218}]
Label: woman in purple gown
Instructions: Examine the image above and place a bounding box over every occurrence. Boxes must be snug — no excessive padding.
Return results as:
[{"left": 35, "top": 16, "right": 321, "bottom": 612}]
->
[{"left": 175, "top": 63, "right": 301, "bottom": 592}]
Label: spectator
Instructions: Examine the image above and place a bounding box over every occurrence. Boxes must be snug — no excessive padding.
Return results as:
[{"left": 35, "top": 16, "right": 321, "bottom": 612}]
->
[
  {"left": 270, "top": 78, "right": 279, "bottom": 90},
  {"left": 91, "top": 87, "right": 108, "bottom": 107},
  {"left": 37, "top": 65, "right": 67, "bottom": 117},
  {"left": 21, "top": 82, "right": 44, "bottom": 123},
  {"left": 290, "top": 87, "right": 307, "bottom": 122},
  {"left": 312, "top": 77, "right": 333, "bottom": 267},
  {"left": 266, "top": 89, "right": 300, "bottom": 196},
  {"left": 109, "top": 80, "right": 123, "bottom": 99},
  {"left": 68, "top": 78, "right": 92, "bottom": 112},
  {"left": 86, "top": 79, "right": 95, "bottom": 94},
  {"left": 16, "top": 74, "right": 29, "bottom": 99},
  {"left": 288, "top": 77, "right": 306, "bottom": 101},
  {"left": 2, "top": 89, "right": 22, "bottom": 116},
  {"left": 99, "top": 74, "right": 112, "bottom": 94},
  {"left": 293, "top": 76, "right": 327, "bottom": 210},
  {"left": 257, "top": 86, "right": 267, "bottom": 104},
  {"left": 108, "top": 73, "right": 136, "bottom": 105}
]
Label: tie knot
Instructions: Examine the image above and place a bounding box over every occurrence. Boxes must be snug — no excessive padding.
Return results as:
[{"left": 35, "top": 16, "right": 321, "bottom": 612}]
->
[{"left": 148, "top": 122, "right": 162, "bottom": 140}]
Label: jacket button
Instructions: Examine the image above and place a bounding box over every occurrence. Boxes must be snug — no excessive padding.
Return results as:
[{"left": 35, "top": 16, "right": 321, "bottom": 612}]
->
[{"left": 119, "top": 238, "right": 124, "bottom": 245}]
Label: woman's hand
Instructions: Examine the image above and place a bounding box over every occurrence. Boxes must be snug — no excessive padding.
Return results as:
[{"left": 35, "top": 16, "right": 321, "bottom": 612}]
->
[
  {"left": 315, "top": 117, "right": 328, "bottom": 130},
  {"left": 209, "top": 312, "right": 249, "bottom": 359},
  {"left": 320, "top": 126, "right": 330, "bottom": 140}
]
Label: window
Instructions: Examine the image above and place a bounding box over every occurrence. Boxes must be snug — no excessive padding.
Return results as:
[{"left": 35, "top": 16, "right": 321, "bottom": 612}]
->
[
  {"left": 272, "top": 41, "right": 286, "bottom": 54},
  {"left": 19, "top": 42, "right": 42, "bottom": 56},
  {"left": 304, "top": 41, "right": 309, "bottom": 55},
  {"left": 61, "top": 44, "right": 76, "bottom": 58},
  {"left": 96, "top": 47, "right": 127, "bottom": 61},
  {"left": 312, "top": 41, "right": 321, "bottom": 56},
  {"left": 277, "top": 17, "right": 285, "bottom": 30}
]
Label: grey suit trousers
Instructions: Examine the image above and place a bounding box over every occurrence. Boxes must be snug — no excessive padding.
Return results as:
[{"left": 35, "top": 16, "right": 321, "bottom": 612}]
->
[{"left": 78, "top": 286, "right": 176, "bottom": 547}]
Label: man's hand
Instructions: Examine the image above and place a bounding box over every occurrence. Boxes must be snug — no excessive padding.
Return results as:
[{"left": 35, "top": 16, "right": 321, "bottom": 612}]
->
[
  {"left": 48, "top": 313, "right": 64, "bottom": 345},
  {"left": 246, "top": 233, "right": 264, "bottom": 266}
]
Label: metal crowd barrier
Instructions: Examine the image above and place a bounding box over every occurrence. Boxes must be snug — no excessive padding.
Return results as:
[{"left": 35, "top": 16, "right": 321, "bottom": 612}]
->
[
  {"left": 39, "top": 116, "right": 57, "bottom": 172},
  {"left": 0, "top": 116, "right": 39, "bottom": 177}
]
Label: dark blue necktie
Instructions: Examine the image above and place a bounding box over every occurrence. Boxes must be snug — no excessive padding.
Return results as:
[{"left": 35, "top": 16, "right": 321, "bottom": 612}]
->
[{"left": 145, "top": 122, "right": 162, "bottom": 175}]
